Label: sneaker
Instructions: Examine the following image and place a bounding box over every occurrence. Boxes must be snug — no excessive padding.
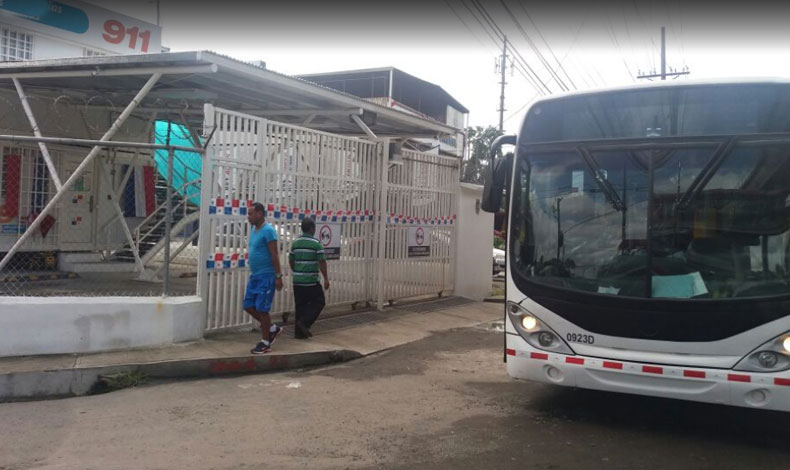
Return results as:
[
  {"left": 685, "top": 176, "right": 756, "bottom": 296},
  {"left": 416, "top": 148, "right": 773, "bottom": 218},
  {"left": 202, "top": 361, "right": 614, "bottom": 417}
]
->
[
  {"left": 269, "top": 325, "right": 285, "bottom": 344},
  {"left": 294, "top": 321, "right": 312, "bottom": 339},
  {"left": 250, "top": 341, "right": 271, "bottom": 354}
]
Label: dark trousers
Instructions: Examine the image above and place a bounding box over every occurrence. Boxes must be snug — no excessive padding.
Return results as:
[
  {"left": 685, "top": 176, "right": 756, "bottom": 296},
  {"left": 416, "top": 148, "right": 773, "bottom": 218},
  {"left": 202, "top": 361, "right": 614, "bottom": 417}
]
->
[{"left": 293, "top": 284, "right": 325, "bottom": 332}]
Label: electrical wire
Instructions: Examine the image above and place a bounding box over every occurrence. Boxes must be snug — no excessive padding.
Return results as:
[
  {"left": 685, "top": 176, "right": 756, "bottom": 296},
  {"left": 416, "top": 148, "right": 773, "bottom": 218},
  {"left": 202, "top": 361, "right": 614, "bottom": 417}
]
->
[
  {"left": 459, "top": 0, "right": 549, "bottom": 95},
  {"left": 497, "top": 0, "right": 570, "bottom": 91},
  {"left": 468, "top": 0, "right": 555, "bottom": 94},
  {"left": 513, "top": 0, "right": 577, "bottom": 90}
]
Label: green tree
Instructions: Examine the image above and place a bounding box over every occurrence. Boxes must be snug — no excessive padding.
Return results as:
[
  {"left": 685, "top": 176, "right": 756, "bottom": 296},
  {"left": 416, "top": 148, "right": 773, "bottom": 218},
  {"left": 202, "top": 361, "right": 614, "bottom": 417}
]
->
[{"left": 461, "top": 125, "right": 503, "bottom": 184}]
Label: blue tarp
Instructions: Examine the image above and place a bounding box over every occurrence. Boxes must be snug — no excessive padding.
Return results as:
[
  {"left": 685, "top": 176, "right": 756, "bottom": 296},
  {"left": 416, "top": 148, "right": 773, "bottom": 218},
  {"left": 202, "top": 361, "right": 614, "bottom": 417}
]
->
[{"left": 153, "top": 121, "right": 202, "bottom": 206}]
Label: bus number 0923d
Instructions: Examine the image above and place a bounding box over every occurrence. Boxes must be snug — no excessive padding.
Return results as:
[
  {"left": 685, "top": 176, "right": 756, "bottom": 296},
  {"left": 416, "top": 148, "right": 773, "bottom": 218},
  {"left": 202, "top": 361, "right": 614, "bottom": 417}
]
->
[{"left": 566, "top": 333, "right": 595, "bottom": 344}]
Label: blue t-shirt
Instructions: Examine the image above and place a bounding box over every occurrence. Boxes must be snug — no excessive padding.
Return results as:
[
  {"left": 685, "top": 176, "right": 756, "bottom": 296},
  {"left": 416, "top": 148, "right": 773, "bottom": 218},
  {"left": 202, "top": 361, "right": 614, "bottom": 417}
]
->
[{"left": 249, "top": 223, "right": 278, "bottom": 275}]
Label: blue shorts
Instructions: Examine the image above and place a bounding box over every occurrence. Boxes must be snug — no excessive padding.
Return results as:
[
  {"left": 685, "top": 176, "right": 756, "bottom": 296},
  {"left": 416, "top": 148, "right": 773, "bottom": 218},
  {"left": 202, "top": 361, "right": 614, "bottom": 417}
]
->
[{"left": 243, "top": 273, "right": 276, "bottom": 313}]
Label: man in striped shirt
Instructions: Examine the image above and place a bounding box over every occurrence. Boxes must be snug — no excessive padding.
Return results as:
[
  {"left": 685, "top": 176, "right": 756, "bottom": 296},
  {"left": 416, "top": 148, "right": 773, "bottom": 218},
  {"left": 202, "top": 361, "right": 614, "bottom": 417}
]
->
[{"left": 288, "top": 217, "right": 330, "bottom": 339}]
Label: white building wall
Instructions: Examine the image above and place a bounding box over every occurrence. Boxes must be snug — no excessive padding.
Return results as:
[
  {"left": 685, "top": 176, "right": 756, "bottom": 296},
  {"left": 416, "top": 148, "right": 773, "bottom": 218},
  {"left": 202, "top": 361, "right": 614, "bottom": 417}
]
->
[
  {"left": 0, "top": 296, "right": 203, "bottom": 356},
  {"left": 454, "top": 183, "right": 493, "bottom": 300},
  {"left": 30, "top": 33, "right": 100, "bottom": 60}
]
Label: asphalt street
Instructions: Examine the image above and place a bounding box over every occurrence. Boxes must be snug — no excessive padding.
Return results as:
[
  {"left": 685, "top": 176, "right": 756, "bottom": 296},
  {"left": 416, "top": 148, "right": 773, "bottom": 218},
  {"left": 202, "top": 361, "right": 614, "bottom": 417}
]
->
[{"left": 0, "top": 322, "right": 788, "bottom": 470}]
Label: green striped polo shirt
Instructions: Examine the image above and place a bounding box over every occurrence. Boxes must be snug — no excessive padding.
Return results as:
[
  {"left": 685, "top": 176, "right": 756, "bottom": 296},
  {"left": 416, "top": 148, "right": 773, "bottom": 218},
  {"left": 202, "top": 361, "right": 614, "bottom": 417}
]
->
[{"left": 288, "top": 235, "right": 326, "bottom": 286}]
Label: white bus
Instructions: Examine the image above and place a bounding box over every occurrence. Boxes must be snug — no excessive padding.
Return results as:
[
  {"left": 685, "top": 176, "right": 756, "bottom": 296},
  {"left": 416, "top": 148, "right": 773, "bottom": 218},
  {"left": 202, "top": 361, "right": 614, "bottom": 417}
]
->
[{"left": 483, "top": 80, "right": 790, "bottom": 411}]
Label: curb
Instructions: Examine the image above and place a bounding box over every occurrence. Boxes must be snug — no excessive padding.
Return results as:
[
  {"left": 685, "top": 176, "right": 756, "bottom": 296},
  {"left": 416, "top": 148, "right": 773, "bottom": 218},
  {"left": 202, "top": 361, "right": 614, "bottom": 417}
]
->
[
  {"left": 0, "top": 349, "right": 361, "bottom": 402},
  {"left": 483, "top": 297, "right": 505, "bottom": 304}
]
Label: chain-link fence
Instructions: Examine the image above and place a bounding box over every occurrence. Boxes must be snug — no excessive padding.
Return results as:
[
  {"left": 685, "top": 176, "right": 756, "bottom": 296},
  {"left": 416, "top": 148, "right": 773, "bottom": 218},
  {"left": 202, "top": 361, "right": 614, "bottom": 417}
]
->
[{"left": 0, "top": 101, "right": 204, "bottom": 296}]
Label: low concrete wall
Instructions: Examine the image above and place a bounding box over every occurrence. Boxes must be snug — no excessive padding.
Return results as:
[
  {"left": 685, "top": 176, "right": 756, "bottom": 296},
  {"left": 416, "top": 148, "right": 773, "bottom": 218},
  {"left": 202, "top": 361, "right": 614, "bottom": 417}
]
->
[
  {"left": 454, "top": 183, "right": 494, "bottom": 301},
  {"left": 0, "top": 296, "right": 203, "bottom": 357}
]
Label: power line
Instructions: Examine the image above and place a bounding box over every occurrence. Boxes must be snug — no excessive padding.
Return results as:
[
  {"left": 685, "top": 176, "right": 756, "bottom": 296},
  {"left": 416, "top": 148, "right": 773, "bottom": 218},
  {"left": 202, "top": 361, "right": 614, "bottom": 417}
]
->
[
  {"left": 632, "top": 0, "right": 657, "bottom": 71},
  {"left": 458, "top": 0, "right": 548, "bottom": 95},
  {"left": 443, "top": 0, "right": 497, "bottom": 54},
  {"left": 667, "top": 0, "right": 687, "bottom": 68},
  {"left": 468, "top": 0, "right": 555, "bottom": 94},
  {"left": 497, "top": 0, "right": 571, "bottom": 91},
  {"left": 503, "top": 90, "right": 543, "bottom": 124},
  {"left": 557, "top": 10, "right": 604, "bottom": 88},
  {"left": 605, "top": 13, "right": 637, "bottom": 82},
  {"left": 514, "top": 0, "right": 577, "bottom": 90},
  {"left": 462, "top": 0, "right": 551, "bottom": 94}
]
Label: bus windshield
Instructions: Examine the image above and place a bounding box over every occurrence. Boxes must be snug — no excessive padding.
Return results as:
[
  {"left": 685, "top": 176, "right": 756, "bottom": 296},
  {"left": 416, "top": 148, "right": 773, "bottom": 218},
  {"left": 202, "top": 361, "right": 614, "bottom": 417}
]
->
[{"left": 510, "top": 85, "right": 790, "bottom": 300}]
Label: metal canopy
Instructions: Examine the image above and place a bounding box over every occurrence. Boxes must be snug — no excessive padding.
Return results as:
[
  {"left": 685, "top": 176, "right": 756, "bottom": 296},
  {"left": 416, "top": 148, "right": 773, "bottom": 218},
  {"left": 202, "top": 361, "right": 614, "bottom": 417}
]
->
[{"left": 0, "top": 51, "right": 459, "bottom": 137}]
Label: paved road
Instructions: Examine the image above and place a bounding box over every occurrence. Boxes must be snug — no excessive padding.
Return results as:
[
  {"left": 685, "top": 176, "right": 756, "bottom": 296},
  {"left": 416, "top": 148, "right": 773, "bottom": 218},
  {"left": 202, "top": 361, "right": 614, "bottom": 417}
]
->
[{"left": 1, "top": 322, "right": 788, "bottom": 470}]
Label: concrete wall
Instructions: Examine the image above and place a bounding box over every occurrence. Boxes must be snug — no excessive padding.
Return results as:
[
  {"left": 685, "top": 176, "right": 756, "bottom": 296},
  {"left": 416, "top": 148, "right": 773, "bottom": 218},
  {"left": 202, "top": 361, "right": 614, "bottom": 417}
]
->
[
  {"left": 0, "top": 296, "right": 203, "bottom": 357},
  {"left": 454, "top": 183, "right": 493, "bottom": 301}
]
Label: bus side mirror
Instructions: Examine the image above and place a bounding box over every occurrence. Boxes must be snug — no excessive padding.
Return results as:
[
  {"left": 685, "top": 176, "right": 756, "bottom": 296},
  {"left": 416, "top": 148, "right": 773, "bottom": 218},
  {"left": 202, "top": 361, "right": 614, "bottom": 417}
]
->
[{"left": 481, "top": 135, "right": 516, "bottom": 213}]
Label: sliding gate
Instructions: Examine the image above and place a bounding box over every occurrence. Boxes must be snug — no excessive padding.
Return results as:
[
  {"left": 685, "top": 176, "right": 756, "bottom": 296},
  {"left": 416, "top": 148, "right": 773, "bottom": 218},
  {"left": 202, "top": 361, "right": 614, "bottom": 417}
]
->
[{"left": 200, "top": 105, "right": 456, "bottom": 332}]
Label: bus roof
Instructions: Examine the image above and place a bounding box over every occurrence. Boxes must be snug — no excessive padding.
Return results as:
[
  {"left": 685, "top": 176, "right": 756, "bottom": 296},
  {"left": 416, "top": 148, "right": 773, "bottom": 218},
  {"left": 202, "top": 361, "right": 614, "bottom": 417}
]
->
[{"left": 530, "top": 77, "right": 790, "bottom": 107}]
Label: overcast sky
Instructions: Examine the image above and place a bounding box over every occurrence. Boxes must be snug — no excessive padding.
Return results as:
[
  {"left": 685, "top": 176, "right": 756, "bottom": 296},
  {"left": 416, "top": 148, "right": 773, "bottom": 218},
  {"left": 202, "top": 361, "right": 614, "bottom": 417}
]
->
[{"left": 91, "top": 1, "right": 790, "bottom": 135}]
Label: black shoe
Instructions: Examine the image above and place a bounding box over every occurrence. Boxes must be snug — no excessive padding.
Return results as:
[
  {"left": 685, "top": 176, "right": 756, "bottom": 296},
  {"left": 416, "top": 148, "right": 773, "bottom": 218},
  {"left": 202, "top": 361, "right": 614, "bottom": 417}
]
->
[
  {"left": 295, "top": 321, "right": 311, "bottom": 339},
  {"left": 269, "top": 325, "right": 284, "bottom": 344},
  {"left": 250, "top": 341, "right": 271, "bottom": 354}
]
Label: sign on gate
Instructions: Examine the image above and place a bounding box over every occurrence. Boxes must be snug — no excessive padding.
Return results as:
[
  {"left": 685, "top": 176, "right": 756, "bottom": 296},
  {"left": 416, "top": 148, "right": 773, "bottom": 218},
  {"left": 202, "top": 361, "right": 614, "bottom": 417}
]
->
[
  {"left": 318, "top": 223, "right": 341, "bottom": 260},
  {"left": 408, "top": 225, "right": 430, "bottom": 258}
]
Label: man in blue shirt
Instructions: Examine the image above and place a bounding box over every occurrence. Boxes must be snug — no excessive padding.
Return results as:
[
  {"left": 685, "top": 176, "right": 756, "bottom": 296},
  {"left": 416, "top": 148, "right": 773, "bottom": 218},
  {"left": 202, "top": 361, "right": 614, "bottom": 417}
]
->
[{"left": 244, "top": 202, "right": 284, "bottom": 354}]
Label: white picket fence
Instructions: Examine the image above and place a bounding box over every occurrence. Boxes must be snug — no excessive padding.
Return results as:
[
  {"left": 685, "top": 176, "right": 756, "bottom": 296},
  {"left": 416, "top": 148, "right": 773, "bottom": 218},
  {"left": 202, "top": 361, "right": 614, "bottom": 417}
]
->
[{"left": 199, "top": 106, "right": 457, "bottom": 332}]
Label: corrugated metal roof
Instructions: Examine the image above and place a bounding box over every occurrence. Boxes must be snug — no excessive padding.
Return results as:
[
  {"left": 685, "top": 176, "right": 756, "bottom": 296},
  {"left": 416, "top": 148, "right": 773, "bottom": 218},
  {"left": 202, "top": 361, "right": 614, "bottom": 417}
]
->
[
  {"left": 0, "top": 50, "right": 459, "bottom": 137},
  {"left": 299, "top": 66, "right": 470, "bottom": 113}
]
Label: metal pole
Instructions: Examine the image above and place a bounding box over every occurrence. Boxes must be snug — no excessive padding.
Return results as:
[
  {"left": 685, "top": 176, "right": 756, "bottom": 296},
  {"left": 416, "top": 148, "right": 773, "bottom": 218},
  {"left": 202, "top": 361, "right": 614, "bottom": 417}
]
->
[
  {"left": 660, "top": 27, "right": 666, "bottom": 80},
  {"left": 0, "top": 134, "right": 201, "bottom": 153},
  {"left": 499, "top": 36, "right": 507, "bottom": 131},
  {"left": 350, "top": 113, "right": 378, "bottom": 140},
  {"left": 12, "top": 78, "right": 63, "bottom": 190},
  {"left": 376, "top": 139, "right": 390, "bottom": 310},
  {"left": 0, "top": 64, "right": 217, "bottom": 80},
  {"left": 0, "top": 72, "right": 163, "bottom": 273},
  {"left": 163, "top": 127, "right": 174, "bottom": 296}
]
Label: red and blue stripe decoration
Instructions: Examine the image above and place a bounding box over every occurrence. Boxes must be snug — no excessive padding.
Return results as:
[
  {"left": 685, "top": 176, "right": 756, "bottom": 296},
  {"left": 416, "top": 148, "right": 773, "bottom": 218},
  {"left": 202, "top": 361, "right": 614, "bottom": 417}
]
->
[{"left": 206, "top": 252, "right": 249, "bottom": 270}]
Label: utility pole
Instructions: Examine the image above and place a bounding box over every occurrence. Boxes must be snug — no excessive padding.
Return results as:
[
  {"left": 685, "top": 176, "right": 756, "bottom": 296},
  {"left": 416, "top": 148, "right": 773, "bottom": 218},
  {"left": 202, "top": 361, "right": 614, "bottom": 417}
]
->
[
  {"left": 637, "top": 27, "right": 690, "bottom": 80},
  {"left": 497, "top": 36, "right": 508, "bottom": 131}
]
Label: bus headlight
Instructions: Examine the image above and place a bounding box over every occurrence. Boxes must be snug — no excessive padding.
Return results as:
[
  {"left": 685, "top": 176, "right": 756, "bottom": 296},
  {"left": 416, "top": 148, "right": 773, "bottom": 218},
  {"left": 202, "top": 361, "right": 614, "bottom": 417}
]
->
[
  {"left": 538, "top": 331, "right": 556, "bottom": 347},
  {"left": 758, "top": 351, "right": 779, "bottom": 368},
  {"left": 521, "top": 315, "right": 538, "bottom": 331},
  {"left": 507, "top": 301, "right": 574, "bottom": 355},
  {"left": 734, "top": 332, "right": 790, "bottom": 372}
]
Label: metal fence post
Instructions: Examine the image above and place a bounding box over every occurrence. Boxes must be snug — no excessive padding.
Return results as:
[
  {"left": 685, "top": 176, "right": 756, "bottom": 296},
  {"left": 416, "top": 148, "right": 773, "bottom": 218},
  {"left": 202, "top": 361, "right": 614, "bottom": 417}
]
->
[
  {"left": 164, "top": 146, "right": 174, "bottom": 296},
  {"left": 376, "top": 138, "right": 390, "bottom": 310}
]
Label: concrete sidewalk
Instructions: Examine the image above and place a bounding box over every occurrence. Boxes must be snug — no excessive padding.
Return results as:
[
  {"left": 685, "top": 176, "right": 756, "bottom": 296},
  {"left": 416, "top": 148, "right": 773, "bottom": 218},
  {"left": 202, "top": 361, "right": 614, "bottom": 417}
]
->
[{"left": 0, "top": 297, "right": 501, "bottom": 401}]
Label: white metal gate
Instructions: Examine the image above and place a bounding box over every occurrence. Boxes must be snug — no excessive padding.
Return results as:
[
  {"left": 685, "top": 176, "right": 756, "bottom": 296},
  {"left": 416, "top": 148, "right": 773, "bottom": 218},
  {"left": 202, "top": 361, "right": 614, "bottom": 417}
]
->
[
  {"left": 260, "top": 120, "right": 383, "bottom": 316},
  {"left": 382, "top": 149, "right": 458, "bottom": 301},
  {"left": 200, "top": 106, "right": 458, "bottom": 332},
  {"left": 199, "top": 107, "right": 262, "bottom": 331}
]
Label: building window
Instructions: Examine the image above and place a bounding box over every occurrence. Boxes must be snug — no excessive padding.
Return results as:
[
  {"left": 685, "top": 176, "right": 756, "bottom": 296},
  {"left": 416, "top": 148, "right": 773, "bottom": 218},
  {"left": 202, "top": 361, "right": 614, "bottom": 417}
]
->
[
  {"left": 83, "top": 48, "right": 106, "bottom": 57},
  {"left": 0, "top": 27, "right": 33, "bottom": 62},
  {"left": 440, "top": 136, "right": 457, "bottom": 147}
]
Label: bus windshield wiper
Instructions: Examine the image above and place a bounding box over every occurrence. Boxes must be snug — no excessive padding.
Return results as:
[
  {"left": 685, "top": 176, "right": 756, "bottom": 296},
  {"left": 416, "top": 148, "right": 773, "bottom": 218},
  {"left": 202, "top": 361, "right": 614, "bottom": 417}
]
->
[{"left": 577, "top": 145, "right": 626, "bottom": 212}]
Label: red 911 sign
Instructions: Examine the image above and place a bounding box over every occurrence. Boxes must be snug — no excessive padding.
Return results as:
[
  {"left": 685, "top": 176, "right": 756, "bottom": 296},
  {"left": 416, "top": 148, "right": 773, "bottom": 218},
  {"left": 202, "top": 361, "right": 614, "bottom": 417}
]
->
[{"left": 102, "top": 19, "right": 153, "bottom": 53}]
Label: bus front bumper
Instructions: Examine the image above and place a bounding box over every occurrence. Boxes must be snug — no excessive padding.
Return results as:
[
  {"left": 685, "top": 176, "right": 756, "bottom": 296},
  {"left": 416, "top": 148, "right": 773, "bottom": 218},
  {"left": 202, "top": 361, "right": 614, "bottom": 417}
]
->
[{"left": 506, "top": 335, "right": 790, "bottom": 412}]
